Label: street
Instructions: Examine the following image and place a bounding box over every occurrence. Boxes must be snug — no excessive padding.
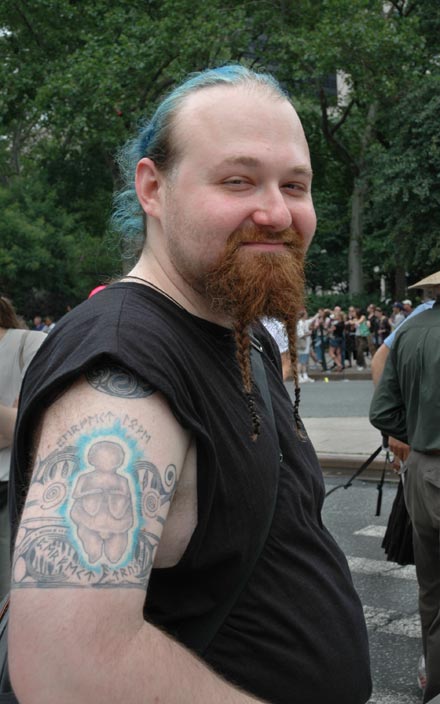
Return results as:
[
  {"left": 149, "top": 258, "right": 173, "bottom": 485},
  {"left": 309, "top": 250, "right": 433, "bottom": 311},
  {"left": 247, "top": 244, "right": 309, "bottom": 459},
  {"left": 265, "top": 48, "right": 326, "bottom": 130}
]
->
[
  {"left": 286, "top": 378, "right": 375, "bottom": 418},
  {"left": 324, "top": 479, "right": 421, "bottom": 703},
  {"left": 287, "top": 378, "right": 422, "bottom": 702}
]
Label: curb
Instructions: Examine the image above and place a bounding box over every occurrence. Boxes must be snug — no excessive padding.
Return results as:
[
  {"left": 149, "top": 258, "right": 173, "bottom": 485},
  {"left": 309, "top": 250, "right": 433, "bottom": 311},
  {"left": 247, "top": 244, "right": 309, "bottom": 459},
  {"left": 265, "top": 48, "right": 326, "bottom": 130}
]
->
[
  {"left": 318, "top": 453, "right": 383, "bottom": 470},
  {"left": 286, "top": 370, "right": 372, "bottom": 382},
  {"left": 318, "top": 453, "right": 398, "bottom": 483},
  {"left": 309, "top": 370, "right": 372, "bottom": 382}
]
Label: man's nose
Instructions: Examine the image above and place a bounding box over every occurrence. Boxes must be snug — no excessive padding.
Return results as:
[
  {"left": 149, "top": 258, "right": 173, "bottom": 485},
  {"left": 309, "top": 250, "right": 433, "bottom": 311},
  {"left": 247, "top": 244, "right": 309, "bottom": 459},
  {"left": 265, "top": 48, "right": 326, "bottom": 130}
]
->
[{"left": 251, "top": 188, "right": 292, "bottom": 232}]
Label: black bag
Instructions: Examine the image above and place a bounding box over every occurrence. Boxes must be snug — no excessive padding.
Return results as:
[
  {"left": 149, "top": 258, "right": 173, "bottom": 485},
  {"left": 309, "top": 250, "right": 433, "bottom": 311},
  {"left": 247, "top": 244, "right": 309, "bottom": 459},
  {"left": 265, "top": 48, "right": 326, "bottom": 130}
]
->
[
  {"left": 0, "top": 594, "right": 17, "bottom": 702},
  {"left": 382, "top": 478, "right": 414, "bottom": 566}
]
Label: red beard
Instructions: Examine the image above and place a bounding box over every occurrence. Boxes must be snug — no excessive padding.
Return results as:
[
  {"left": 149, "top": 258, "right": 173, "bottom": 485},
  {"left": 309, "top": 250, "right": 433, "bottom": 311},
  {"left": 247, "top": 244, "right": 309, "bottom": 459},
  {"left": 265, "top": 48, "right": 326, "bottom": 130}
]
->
[
  {"left": 203, "top": 224, "right": 306, "bottom": 327},
  {"left": 202, "top": 224, "right": 307, "bottom": 439}
]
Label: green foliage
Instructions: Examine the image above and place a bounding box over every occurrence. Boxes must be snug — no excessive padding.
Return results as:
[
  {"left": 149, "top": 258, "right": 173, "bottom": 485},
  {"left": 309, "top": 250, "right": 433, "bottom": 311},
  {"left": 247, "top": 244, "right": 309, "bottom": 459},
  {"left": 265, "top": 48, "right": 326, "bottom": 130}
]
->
[
  {"left": 366, "top": 71, "right": 440, "bottom": 282},
  {"left": 305, "top": 291, "right": 383, "bottom": 315},
  {"left": 0, "top": 0, "right": 439, "bottom": 312},
  {"left": 0, "top": 175, "right": 120, "bottom": 317}
]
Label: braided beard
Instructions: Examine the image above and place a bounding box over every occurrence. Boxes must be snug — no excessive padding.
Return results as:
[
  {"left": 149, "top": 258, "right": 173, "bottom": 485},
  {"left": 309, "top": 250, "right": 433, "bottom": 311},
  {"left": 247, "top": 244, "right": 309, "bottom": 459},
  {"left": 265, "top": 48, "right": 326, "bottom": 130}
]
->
[{"left": 203, "top": 224, "right": 306, "bottom": 437}]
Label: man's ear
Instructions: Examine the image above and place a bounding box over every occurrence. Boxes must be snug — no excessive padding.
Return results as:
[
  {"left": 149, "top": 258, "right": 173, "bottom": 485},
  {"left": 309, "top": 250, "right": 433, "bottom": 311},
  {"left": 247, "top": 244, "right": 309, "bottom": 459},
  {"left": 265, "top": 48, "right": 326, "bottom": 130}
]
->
[{"left": 135, "top": 158, "right": 164, "bottom": 219}]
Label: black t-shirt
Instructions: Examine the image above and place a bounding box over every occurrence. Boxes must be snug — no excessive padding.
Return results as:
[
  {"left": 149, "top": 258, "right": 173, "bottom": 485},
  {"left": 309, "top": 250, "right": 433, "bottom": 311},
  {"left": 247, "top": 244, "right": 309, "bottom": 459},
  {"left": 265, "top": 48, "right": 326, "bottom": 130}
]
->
[{"left": 10, "top": 283, "right": 371, "bottom": 704}]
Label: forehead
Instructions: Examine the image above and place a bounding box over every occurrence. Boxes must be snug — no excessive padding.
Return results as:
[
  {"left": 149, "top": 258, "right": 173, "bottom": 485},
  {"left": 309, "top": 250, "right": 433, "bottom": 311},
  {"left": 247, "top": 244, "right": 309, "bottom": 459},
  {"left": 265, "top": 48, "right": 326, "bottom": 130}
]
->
[{"left": 172, "top": 84, "right": 311, "bottom": 170}]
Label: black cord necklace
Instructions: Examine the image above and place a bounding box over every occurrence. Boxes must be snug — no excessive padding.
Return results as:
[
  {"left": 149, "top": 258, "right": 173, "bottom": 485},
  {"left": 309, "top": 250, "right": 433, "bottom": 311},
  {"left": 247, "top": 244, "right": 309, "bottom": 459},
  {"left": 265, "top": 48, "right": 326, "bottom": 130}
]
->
[{"left": 122, "top": 275, "right": 186, "bottom": 311}]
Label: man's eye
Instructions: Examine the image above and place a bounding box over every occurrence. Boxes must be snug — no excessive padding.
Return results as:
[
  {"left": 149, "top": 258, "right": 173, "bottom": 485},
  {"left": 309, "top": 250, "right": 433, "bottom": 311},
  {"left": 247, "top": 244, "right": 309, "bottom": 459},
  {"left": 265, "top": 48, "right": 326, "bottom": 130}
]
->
[
  {"left": 284, "top": 182, "right": 305, "bottom": 192},
  {"left": 223, "top": 178, "right": 248, "bottom": 186}
]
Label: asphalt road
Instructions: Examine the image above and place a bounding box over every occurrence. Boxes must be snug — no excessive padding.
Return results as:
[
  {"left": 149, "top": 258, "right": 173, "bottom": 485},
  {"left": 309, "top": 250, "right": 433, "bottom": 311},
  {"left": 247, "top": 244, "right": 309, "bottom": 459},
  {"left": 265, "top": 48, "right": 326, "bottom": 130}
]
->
[
  {"left": 323, "top": 479, "right": 421, "bottom": 704},
  {"left": 286, "top": 378, "right": 375, "bottom": 418}
]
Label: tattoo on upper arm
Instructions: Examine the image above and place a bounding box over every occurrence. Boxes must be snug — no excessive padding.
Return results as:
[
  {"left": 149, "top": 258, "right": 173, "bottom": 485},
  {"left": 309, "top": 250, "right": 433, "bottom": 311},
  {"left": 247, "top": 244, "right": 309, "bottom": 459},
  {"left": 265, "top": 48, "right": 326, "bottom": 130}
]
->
[
  {"left": 12, "top": 416, "right": 176, "bottom": 590},
  {"left": 86, "top": 364, "right": 156, "bottom": 399}
]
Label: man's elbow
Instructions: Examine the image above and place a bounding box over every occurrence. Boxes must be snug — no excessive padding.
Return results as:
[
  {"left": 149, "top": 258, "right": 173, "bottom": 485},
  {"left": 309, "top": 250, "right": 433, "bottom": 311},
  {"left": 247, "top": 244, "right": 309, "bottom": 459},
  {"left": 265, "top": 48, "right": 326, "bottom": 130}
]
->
[
  {"left": 369, "top": 406, "right": 383, "bottom": 433},
  {"left": 369, "top": 407, "right": 408, "bottom": 445}
]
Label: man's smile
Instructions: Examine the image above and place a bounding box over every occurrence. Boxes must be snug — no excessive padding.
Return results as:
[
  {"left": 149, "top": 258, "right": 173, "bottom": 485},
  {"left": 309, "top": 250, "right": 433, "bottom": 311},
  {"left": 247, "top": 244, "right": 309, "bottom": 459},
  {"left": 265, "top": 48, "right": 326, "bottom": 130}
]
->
[{"left": 239, "top": 242, "right": 289, "bottom": 252}]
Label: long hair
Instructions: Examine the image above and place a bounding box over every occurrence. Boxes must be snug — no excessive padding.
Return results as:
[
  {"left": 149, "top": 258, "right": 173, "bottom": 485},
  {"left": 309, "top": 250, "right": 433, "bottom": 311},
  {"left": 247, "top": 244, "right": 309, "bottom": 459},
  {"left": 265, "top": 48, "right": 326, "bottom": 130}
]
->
[
  {"left": 111, "top": 65, "right": 289, "bottom": 253},
  {"left": 0, "top": 296, "right": 24, "bottom": 329}
]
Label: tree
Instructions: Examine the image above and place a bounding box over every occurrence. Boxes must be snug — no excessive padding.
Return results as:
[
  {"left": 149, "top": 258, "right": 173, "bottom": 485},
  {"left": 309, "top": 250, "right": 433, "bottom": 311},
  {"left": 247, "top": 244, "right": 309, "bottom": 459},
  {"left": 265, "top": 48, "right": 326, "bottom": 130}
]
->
[
  {"left": 249, "top": 0, "right": 430, "bottom": 294},
  {"left": 0, "top": 0, "right": 253, "bottom": 315},
  {"left": 366, "top": 71, "right": 440, "bottom": 296},
  {"left": 0, "top": 0, "right": 438, "bottom": 310}
]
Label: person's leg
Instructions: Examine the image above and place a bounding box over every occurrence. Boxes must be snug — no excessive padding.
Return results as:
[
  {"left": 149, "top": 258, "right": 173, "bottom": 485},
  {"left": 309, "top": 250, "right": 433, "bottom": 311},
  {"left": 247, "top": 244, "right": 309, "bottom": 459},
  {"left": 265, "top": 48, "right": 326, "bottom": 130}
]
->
[
  {"left": 404, "top": 452, "right": 440, "bottom": 702},
  {"left": 314, "top": 339, "right": 323, "bottom": 365},
  {"left": 340, "top": 338, "right": 346, "bottom": 368},
  {"left": 355, "top": 337, "right": 365, "bottom": 368},
  {"left": 302, "top": 353, "right": 314, "bottom": 382},
  {"left": 334, "top": 343, "right": 343, "bottom": 371},
  {"left": 328, "top": 341, "right": 336, "bottom": 366},
  {"left": 298, "top": 353, "right": 307, "bottom": 381}
]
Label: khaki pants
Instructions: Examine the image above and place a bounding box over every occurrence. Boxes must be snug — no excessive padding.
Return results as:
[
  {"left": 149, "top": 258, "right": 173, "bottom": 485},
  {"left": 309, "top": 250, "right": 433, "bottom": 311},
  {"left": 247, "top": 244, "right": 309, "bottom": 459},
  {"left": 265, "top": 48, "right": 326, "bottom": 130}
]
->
[{"left": 403, "top": 451, "right": 440, "bottom": 703}]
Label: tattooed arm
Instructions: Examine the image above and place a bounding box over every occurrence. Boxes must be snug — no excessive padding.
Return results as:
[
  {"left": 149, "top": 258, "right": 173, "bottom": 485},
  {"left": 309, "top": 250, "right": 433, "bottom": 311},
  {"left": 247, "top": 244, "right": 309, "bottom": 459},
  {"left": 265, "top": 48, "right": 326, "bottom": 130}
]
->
[{"left": 9, "top": 364, "right": 267, "bottom": 704}]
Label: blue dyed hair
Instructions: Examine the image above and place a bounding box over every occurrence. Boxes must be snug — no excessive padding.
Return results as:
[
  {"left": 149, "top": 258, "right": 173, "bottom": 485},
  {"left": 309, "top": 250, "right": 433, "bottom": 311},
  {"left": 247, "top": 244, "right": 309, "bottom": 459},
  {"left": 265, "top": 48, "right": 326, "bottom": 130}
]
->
[{"left": 112, "top": 65, "right": 288, "bottom": 250}]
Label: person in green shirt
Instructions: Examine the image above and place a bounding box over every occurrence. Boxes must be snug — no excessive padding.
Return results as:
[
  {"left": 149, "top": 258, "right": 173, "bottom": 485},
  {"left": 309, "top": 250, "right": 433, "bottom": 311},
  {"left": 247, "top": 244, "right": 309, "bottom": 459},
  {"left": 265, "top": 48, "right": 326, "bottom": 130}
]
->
[{"left": 370, "top": 270, "right": 440, "bottom": 704}]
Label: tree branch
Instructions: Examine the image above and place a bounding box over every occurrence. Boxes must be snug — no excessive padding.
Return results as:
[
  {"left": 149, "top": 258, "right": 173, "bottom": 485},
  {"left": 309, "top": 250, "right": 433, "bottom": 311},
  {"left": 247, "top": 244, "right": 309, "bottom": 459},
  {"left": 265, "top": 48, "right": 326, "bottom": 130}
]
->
[
  {"left": 330, "top": 98, "right": 356, "bottom": 136},
  {"left": 386, "top": 0, "right": 418, "bottom": 17},
  {"left": 13, "top": 1, "right": 43, "bottom": 49},
  {"left": 319, "top": 87, "right": 359, "bottom": 176}
]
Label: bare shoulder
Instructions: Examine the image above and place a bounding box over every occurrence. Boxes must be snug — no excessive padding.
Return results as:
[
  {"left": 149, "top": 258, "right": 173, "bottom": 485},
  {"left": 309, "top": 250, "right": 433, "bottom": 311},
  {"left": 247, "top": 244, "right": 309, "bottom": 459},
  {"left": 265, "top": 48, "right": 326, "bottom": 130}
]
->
[{"left": 12, "top": 361, "right": 191, "bottom": 591}]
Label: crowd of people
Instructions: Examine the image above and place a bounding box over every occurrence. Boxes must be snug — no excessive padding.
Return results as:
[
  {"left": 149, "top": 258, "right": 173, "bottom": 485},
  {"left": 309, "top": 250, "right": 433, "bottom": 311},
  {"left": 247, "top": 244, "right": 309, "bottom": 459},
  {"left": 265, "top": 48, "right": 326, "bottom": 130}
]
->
[{"left": 291, "top": 299, "right": 416, "bottom": 381}]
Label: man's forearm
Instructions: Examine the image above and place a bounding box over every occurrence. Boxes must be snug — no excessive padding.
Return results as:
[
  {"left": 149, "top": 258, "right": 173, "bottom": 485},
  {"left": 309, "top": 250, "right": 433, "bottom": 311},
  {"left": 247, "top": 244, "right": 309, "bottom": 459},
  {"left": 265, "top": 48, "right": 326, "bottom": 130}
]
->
[{"left": 10, "top": 612, "right": 268, "bottom": 704}]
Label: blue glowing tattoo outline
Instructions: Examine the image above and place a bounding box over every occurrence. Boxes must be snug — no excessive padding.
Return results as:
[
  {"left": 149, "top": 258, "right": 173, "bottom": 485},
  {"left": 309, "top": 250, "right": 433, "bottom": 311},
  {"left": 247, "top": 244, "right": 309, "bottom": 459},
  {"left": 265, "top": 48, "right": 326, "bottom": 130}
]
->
[{"left": 60, "top": 420, "right": 143, "bottom": 574}]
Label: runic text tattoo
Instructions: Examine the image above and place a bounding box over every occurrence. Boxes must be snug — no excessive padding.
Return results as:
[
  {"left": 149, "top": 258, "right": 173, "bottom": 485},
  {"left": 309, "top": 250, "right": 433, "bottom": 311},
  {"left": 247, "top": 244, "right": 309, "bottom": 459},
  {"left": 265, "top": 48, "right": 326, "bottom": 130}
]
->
[
  {"left": 86, "top": 364, "right": 156, "bottom": 399},
  {"left": 12, "top": 416, "right": 176, "bottom": 589}
]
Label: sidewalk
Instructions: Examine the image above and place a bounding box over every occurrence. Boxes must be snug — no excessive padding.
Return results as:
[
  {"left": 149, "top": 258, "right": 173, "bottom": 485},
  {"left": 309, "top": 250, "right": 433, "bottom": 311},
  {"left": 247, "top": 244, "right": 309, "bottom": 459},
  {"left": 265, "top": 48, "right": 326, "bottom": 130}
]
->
[
  {"left": 304, "top": 416, "right": 389, "bottom": 475},
  {"left": 296, "top": 358, "right": 396, "bottom": 480}
]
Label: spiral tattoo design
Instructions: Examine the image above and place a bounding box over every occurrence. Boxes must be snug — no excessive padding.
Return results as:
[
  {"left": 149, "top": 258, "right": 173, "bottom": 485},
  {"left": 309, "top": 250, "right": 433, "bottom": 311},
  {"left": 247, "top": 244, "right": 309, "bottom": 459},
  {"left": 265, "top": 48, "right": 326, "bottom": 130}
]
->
[{"left": 86, "top": 364, "right": 156, "bottom": 399}]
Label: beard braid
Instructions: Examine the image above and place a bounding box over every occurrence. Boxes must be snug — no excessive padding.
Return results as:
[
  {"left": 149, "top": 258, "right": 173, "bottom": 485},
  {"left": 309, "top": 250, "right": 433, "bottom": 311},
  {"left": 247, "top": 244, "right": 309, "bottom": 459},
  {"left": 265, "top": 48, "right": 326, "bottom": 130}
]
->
[{"left": 203, "top": 225, "right": 306, "bottom": 439}]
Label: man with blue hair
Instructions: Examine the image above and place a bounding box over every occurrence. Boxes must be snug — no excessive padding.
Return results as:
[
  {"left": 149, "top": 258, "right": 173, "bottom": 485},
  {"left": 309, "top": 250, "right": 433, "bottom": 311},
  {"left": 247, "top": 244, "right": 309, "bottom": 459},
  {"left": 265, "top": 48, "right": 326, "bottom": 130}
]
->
[{"left": 9, "top": 66, "right": 371, "bottom": 703}]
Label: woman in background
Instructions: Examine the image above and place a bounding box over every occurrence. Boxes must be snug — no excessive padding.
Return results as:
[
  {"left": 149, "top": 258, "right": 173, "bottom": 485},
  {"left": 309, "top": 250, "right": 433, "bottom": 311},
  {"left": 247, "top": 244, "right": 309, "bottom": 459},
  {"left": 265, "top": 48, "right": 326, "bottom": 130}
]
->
[{"left": 0, "top": 296, "right": 46, "bottom": 598}]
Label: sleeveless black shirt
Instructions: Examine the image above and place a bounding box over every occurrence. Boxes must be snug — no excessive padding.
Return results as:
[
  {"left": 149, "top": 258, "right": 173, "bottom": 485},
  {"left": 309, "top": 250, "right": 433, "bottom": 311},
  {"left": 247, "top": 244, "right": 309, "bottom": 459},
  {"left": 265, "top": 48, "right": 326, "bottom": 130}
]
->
[{"left": 10, "top": 283, "right": 371, "bottom": 703}]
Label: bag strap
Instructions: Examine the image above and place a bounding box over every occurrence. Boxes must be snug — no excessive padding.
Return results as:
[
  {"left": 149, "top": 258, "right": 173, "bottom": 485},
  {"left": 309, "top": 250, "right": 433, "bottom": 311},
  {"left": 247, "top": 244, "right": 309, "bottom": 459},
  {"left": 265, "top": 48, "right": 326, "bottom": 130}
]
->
[
  {"left": 249, "top": 336, "right": 277, "bottom": 435},
  {"left": 179, "top": 336, "right": 280, "bottom": 655},
  {"left": 17, "top": 331, "right": 30, "bottom": 374}
]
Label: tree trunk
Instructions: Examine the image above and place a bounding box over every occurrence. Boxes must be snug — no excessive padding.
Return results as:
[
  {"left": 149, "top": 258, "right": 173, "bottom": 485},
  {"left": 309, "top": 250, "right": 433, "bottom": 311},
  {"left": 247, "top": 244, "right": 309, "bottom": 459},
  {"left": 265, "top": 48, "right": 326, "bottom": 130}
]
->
[
  {"left": 348, "top": 176, "right": 366, "bottom": 295},
  {"left": 394, "top": 264, "right": 407, "bottom": 300},
  {"left": 348, "top": 102, "right": 377, "bottom": 295}
]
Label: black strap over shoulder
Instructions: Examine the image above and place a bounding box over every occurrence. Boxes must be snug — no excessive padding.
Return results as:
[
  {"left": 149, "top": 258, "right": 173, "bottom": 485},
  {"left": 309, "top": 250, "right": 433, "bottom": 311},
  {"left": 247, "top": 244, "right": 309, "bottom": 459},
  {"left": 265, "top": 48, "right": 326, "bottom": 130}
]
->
[
  {"left": 178, "top": 337, "right": 280, "bottom": 655},
  {"left": 250, "top": 336, "right": 277, "bottom": 435}
]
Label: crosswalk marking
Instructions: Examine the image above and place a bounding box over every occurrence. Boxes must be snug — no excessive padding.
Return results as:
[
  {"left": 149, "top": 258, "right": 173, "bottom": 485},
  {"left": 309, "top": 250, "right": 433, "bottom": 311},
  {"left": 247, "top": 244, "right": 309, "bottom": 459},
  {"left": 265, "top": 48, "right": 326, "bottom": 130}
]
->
[
  {"left": 347, "top": 555, "right": 417, "bottom": 580},
  {"left": 363, "top": 605, "right": 421, "bottom": 639},
  {"left": 353, "top": 527, "right": 421, "bottom": 702},
  {"left": 355, "top": 524, "right": 387, "bottom": 538},
  {"left": 368, "top": 691, "right": 419, "bottom": 704}
]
